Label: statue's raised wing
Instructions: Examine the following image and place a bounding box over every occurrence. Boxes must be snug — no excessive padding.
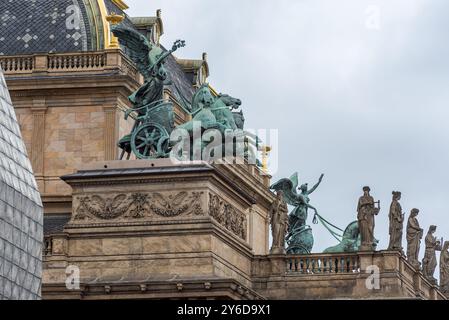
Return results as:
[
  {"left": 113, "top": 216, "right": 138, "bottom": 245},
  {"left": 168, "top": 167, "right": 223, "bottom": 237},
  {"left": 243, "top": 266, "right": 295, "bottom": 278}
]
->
[
  {"left": 270, "top": 177, "right": 300, "bottom": 206},
  {"left": 111, "top": 25, "right": 153, "bottom": 80},
  {"left": 289, "top": 172, "right": 299, "bottom": 191}
]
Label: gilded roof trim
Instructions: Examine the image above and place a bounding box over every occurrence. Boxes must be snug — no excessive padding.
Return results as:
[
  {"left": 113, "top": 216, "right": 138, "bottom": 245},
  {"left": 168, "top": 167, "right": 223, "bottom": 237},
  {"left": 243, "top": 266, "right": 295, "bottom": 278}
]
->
[{"left": 112, "top": 0, "right": 129, "bottom": 10}]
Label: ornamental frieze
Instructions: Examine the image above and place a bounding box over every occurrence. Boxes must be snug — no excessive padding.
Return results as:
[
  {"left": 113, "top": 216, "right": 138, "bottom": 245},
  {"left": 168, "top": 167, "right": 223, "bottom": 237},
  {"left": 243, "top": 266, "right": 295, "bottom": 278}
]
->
[
  {"left": 72, "top": 192, "right": 204, "bottom": 221},
  {"left": 209, "top": 194, "right": 247, "bottom": 241}
]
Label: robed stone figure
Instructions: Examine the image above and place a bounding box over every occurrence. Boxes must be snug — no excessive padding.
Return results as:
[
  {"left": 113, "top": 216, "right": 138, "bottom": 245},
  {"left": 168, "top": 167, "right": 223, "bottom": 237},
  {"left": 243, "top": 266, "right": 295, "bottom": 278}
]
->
[
  {"left": 357, "top": 186, "right": 380, "bottom": 251},
  {"left": 269, "top": 191, "right": 289, "bottom": 254},
  {"left": 388, "top": 191, "right": 404, "bottom": 251},
  {"left": 421, "top": 225, "right": 442, "bottom": 284},
  {"left": 406, "top": 208, "right": 423, "bottom": 269},
  {"left": 440, "top": 241, "right": 449, "bottom": 296}
]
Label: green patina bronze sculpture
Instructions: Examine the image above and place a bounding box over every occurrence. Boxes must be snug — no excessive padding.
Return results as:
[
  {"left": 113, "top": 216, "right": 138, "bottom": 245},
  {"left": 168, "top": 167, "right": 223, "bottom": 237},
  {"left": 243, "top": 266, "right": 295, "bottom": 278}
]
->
[
  {"left": 112, "top": 25, "right": 185, "bottom": 159},
  {"left": 324, "top": 221, "right": 360, "bottom": 253},
  {"left": 271, "top": 173, "right": 324, "bottom": 254},
  {"left": 323, "top": 220, "right": 379, "bottom": 253},
  {"left": 175, "top": 84, "right": 260, "bottom": 162},
  {"left": 271, "top": 174, "right": 382, "bottom": 254},
  {"left": 113, "top": 24, "right": 261, "bottom": 164}
]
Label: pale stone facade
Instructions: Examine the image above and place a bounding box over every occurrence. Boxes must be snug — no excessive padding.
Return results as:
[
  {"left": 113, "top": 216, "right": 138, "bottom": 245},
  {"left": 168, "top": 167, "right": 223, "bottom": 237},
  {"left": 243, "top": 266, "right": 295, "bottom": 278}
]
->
[{"left": 43, "top": 160, "right": 272, "bottom": 300}]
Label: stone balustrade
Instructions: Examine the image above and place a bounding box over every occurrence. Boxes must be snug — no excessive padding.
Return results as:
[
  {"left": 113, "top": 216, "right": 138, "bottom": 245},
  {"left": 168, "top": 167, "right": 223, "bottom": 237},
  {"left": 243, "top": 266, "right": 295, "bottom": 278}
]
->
[
  {"left": 0, "top": 55, "right": 34, "bottom": 73},
  {"left": 287, "top": 253, "right": 361, "bottom": 274},
  {"left": 0, "top": 50, "right": 142, "bottom": 81},
  {"left": 47, "top": 52, "right": 106, "bottom": 71},
  {"left": 252, "top": 251, "right": 447, "bottom": 300}
]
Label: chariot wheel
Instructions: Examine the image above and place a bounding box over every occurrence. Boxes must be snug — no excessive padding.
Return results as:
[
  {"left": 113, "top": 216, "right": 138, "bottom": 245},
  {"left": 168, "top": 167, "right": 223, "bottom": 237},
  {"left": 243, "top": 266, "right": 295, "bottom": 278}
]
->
[{"left": 131, "top": 123, "right": 169, "bottom": 159}]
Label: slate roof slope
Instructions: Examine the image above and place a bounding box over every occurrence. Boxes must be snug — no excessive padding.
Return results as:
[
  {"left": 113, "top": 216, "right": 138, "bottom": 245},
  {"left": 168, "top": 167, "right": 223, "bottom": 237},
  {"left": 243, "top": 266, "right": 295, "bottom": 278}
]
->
[{"left": 164, "top": 49, "right": 196, "bottom": 107}]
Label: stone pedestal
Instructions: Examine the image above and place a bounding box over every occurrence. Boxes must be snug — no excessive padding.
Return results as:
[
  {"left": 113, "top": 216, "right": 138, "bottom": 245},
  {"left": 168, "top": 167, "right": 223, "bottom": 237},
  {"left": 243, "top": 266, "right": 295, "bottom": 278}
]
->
[{"left": 42, "top": 159, "right": 273, "bottom": 300}]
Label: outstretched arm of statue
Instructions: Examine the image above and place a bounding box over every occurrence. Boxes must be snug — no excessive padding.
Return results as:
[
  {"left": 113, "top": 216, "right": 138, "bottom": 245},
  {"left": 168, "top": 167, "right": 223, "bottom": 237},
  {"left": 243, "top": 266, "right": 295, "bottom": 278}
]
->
[{"left": 307, "top": 174, "right": 324, "bottom": 195}]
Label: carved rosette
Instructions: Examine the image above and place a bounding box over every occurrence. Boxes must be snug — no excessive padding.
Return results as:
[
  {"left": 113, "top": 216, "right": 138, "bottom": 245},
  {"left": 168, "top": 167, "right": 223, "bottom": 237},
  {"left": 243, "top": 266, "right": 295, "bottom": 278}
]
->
[
  {"left": 72, "top": 191, "right": 205, "bottom": 221},
  {"left": 209, "top": 193, "right": 248, "bottom": 241}
]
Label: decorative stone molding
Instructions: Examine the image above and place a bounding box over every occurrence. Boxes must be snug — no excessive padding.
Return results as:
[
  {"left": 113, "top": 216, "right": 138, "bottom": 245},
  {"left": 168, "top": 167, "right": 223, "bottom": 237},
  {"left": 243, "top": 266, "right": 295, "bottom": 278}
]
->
[
  {"left": 209, "top": 193, "right": 247, "bottom": 241},
  {"left": 72, "top": 191, "right": 205, "bottom": 221}
]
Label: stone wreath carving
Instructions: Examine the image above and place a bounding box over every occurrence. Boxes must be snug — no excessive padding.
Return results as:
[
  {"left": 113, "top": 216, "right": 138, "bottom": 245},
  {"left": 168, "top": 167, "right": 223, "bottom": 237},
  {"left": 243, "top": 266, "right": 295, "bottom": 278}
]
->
[
  {"left": 209, "top": 194, "right": 247, "bottom": 241},
  {"left": 73, "top": 192, "right": 204, "bottom": 221}
]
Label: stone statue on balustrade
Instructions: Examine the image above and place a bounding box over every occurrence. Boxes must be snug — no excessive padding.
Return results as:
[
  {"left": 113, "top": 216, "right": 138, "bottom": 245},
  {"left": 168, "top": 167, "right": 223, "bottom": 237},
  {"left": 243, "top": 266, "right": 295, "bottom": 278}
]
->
[
  {"left": 421, "top": 225, "right": 442, "bottom": 284},
  {"left": 357, "top": 186, "right": 380, "bottom": 251},
  {"left": 269, "top": 191, "right": 289, "bottom": 254},
  {"left": 271, "top": 173, "right": 324, "bottom": 254},
  {"left": 388, "top": 191, "right": 405, "bottom": 252},
  {"left": 440, "top": 241, "right": 449, "bottom": 296},
  {"left": 406, "top": 208, "right": 423, "bottom": 269}
]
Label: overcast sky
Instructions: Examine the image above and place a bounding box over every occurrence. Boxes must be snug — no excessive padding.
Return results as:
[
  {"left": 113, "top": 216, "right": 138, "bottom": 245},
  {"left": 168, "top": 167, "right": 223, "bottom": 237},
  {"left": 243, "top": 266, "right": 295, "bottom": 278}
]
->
[{"left": 128, "top": 0, "right": 449, "bottom": 271}]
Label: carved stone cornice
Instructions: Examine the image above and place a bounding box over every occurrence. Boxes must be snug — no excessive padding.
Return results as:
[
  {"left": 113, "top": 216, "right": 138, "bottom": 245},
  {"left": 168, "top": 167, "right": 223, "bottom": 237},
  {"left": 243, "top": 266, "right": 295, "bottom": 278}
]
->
[
  {"left": 63, "top": 166, "right": 258, "bottom": 209},
  {"left": 42, "top": 278, "right": 265, "bottom": 300}
]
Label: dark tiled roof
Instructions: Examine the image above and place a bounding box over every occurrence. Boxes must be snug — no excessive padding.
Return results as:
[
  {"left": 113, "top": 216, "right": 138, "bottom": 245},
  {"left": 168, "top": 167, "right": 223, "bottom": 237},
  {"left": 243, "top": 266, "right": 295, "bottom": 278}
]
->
[
  {"left": 0, "top": 0, "right": 94, "bottom": 55},
  {"left": 165, "top": 49, "right": 196, "bottom": 107},
  {"left": 44, "top": 214, "right": 70, "bottom": 235}
]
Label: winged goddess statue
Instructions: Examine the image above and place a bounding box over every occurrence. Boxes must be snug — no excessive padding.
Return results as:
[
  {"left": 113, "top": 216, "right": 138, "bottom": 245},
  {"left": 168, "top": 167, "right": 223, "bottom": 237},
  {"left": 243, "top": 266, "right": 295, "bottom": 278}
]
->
[
  {"left": 111, "top": 25, "right": 185, "bottom": 113},
  {"left": 112, "top": 25, "right": 185, "bottom": 159},
  {"left": 270, "top": 173, "right": 324, "bottom": 254}
]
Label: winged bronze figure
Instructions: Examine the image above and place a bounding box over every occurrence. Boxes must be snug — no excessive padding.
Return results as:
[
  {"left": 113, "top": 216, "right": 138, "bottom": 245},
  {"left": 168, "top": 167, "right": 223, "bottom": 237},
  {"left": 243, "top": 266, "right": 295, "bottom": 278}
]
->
[
  {"left": 112, "top": 25, "right": 185, "bottom": 159},
  {"left": 271, "top": 173, "right": 324, "bottom": 254},
  {"left": 112, "top": 25, "right": 185, "bottom": 111}
]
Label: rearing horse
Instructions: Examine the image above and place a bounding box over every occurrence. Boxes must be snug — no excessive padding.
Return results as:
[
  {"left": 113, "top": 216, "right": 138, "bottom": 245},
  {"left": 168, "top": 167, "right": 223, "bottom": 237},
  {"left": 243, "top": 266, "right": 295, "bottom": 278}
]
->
[
  {"left": 178, "top": 84, "right": 219, "bottom": 132},
  {"left": 211, "top": 94, "right": 241, "bottom": 131}
]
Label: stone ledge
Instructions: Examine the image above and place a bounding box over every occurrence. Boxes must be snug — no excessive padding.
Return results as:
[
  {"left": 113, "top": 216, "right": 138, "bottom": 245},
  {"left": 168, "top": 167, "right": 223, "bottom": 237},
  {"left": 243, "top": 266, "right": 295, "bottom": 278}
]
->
[{"left": 42, "top": 278, "right": 264, "bottom": 300}]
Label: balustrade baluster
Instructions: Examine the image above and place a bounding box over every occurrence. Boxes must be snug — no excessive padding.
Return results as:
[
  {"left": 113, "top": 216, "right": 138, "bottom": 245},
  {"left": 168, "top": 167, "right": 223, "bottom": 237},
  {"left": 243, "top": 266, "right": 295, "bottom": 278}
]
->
[
  {"left": 282, "top": 253, "right": 362, "bottom": 276},
  {"left": 312, "top": 258, "right": 317, "bottom": 273}
]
